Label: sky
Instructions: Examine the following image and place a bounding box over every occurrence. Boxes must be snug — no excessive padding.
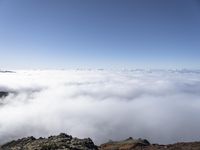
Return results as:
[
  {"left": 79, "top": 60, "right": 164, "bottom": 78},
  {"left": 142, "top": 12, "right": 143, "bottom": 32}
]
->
[{"left": 0, "top": 0, "right": 200, "bottom": 69}]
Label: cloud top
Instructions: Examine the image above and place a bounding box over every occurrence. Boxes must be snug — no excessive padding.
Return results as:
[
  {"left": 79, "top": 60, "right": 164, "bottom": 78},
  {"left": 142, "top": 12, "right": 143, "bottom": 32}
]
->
[{"left": 0, "top": 70, "right": 200, "bottom": 144}]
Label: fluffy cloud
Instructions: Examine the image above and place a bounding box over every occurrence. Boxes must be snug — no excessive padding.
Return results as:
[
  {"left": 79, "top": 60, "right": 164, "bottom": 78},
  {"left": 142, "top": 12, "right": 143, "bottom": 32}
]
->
[{"left": 0, "top": 70, "right": 200, "bottom": 144}]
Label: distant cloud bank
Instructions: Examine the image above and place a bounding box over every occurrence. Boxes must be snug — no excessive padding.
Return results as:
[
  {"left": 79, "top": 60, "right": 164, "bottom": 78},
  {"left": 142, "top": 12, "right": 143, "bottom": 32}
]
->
[{"left": 0, "top": 70, "right": 200, "bottom": 144}]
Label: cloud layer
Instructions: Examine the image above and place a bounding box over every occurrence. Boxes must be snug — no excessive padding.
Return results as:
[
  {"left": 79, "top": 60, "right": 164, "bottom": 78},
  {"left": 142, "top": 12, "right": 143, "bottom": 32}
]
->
[{"left": 0, "top": 70, "right": 200, "bottom": 144}]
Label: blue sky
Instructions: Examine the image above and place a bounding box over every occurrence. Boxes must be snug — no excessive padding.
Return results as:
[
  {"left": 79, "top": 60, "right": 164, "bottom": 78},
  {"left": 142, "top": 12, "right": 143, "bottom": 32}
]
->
[{"left": 0, "top": 0, "right": 200, "bottom": 69}]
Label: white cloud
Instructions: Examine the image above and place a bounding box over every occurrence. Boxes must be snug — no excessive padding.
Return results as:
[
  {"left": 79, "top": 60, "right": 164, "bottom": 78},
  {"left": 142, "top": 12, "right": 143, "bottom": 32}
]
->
[{"left": 0, "top": 70, "right": 200, "bottom": 144}]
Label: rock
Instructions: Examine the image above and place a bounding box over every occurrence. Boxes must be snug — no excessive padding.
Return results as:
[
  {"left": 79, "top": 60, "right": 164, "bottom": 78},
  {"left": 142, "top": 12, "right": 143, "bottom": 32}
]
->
[
  {"left": 1, "top": 134, "right": 200, "bottom": 150},
  {"left": 0, "top": 133, "right": 98, "bottom": 150},
  {"left": 100, "top": 138, "right": 150, "bottom": 150},
  {"left": 136, "top": 138, "right": 150, "bottom": 146},
  {"left": 125, "top": 137, "right": 133, "bottom": 141},
  {"left": 100, "top": 138, "right": 200, "bottom": 150}
]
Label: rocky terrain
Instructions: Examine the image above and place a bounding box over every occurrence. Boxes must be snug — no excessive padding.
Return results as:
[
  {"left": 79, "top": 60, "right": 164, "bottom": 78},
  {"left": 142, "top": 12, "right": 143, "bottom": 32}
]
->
[
  {"left": 0, "top": 133, "right": 98, "bottom": 150},
  {"left": 99, "top": 137, "right": 150, "bottom": 150},
  {"left": 1, "top": 134, "right": 200, "bottom": 150},
  {"left": 99, "top": 138, "right": 200, "bottom": 150}
]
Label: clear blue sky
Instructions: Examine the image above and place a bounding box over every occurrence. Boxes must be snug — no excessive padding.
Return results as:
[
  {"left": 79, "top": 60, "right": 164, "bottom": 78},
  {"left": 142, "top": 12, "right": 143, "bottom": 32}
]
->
[{"left": 0, "top": 0, "right": 200, "bottom": 69}]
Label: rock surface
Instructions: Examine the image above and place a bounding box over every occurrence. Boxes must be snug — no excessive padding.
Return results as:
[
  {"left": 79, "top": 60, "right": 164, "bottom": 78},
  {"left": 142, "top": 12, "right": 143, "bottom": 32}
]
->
[
  {"left": 99, "top": 137, "right": 150, "bottom": 150},
  {"left": 99, "top": 138, "right": 200, "bottom": 150},
  {"left": 0, "top": 133, "right": 98, "bottom": 150},
  {"left": 1, "top": 134, "right": 200, "bottom": 150}
]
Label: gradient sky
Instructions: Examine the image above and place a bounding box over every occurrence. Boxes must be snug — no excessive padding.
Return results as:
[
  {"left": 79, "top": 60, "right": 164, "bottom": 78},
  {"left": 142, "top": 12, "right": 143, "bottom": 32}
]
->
[{"left": 0, "top": 0, "right": 200, "bottom": 69}]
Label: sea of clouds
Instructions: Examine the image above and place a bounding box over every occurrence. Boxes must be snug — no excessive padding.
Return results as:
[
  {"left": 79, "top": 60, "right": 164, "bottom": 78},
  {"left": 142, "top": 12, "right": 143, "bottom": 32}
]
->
[{"left": 0, "top": 69, "right": 200, "bottom": 144}]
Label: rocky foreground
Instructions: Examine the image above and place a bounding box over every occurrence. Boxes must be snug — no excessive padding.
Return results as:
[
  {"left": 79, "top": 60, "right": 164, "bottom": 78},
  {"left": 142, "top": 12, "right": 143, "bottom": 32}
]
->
[
  {"left": 0, "top": 133, "right": 98, "bottom": 150},
  {"left": 1, "top": 133, "right": 200, "bottom": 150},
  {"left": 99, "top": 138, "right": 200, "bottom": 150}
]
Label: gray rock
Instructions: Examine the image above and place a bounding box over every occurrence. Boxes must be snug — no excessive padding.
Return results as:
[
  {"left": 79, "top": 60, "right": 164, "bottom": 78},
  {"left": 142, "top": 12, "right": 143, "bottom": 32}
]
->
[{"left": 0, "top": 133, "right": 98, "bottom": 150}]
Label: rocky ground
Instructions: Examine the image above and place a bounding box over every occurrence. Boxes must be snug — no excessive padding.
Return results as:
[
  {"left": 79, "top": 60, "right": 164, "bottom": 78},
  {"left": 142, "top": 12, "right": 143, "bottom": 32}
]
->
[
  {"left": 0, "top": 133, "right": 98, "bottom": 150},
  {"left": 99, "top": 138, "right": 200, "bottom": 150},
  {"left": 1, "top": 133, "right": 200, "bottom": 150}
]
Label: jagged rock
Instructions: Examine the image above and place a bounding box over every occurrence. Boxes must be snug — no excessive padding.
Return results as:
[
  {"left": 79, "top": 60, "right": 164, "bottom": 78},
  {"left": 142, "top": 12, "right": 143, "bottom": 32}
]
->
[
  {"left": 0, "top": 133, "right": 98, "bottom": 150},
  {"left": 100, "top": 138, "right": 150, "bottom": 150},
  {"left": 100, "top": 138, "right": 200, "bottom": 150},
  {"left": 136, "top": 138, "right": 150, "bottom": 146},
  {"left": 1, "top": 134, "right": 200, "bottom": 150}
]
